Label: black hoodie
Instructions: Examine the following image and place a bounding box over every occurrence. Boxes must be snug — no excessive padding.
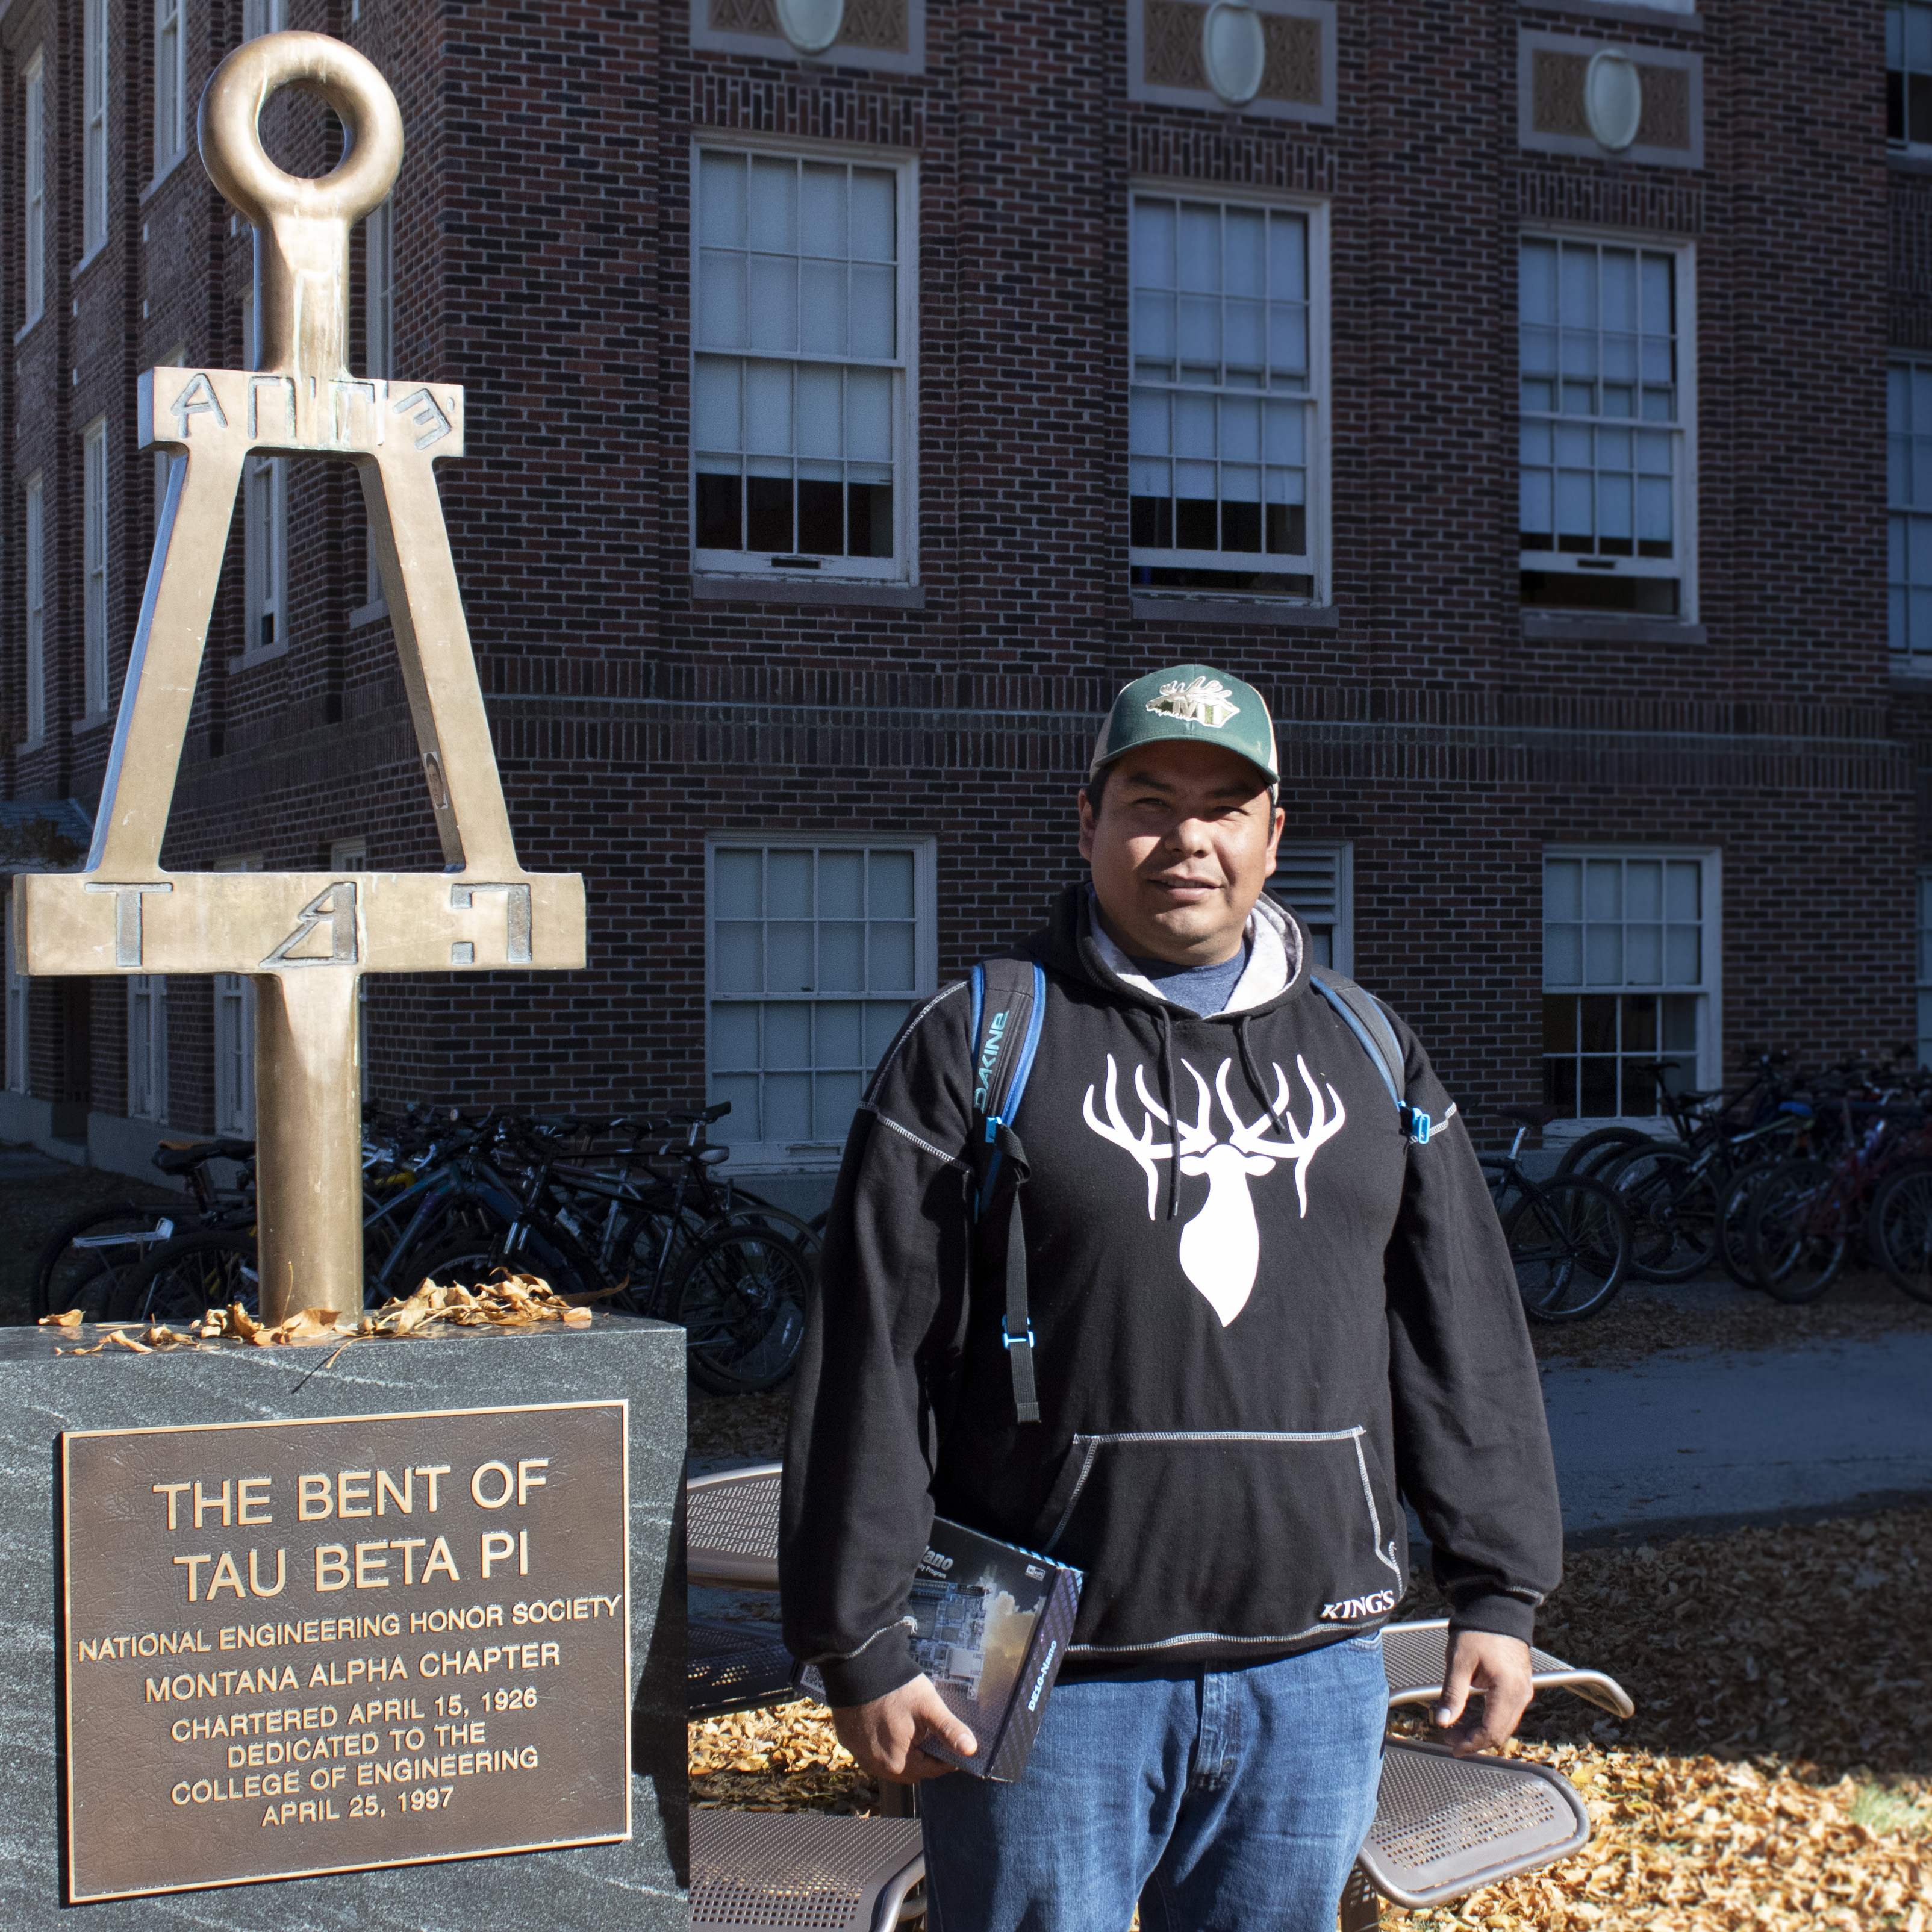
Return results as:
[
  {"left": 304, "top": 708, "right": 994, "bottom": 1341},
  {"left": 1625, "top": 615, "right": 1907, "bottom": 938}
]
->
[{"left": 781, "top": 885, "right": 1563, "bottom": 1707}]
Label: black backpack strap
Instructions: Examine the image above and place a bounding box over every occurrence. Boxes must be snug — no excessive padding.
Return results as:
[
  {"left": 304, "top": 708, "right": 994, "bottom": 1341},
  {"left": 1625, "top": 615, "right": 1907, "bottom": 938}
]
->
[{"left": 967, "top": 958, "right": 1047, "bottom": 1424}]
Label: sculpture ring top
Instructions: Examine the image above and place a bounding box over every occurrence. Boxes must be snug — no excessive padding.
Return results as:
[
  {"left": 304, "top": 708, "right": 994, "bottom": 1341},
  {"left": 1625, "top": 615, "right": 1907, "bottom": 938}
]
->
[{"left": 198, "top": 31, "right": 403, "bottom": 385}]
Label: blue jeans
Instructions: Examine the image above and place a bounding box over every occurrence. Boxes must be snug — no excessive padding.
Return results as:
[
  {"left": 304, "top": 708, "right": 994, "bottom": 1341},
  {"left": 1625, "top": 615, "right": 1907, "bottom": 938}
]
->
[{"left": 920, "top": 1636, "right": 1386, "bottom": 1932}]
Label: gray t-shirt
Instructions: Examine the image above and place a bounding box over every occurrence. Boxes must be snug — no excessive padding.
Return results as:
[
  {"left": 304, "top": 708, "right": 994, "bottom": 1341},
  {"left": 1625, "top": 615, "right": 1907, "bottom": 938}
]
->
[{"left": 1126, "top": 943, "right": 1251, "bottom": 1017}]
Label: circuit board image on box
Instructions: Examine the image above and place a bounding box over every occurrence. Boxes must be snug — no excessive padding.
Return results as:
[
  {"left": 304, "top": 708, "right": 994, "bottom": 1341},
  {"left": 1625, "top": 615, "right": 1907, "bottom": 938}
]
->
[{"left": 907, "top": 1518, "right": 1082, "bottom": 1782}]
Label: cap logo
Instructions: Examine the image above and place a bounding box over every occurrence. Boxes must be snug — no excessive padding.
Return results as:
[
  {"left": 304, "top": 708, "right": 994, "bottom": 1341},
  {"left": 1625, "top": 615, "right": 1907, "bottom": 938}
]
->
[{"left": 1147, "top": 676, "right": 1241, "bottom": 729}]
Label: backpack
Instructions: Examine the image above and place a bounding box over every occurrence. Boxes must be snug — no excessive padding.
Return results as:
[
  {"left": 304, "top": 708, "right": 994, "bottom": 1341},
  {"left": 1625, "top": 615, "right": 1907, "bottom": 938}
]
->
[{"left": 965, "top": 955, "right": 1439, "bottom": 1425}]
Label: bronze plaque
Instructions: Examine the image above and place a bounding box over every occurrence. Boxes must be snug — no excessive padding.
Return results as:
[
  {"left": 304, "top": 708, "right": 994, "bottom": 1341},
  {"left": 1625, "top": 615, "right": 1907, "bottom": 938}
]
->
[{"left": 60, "top": 1401, "right": 630, "bottom": 1902}]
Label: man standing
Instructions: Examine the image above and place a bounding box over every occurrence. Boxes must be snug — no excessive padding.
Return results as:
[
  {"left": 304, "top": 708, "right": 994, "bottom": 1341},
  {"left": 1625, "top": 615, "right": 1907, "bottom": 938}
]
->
[{"left": 782, "top": 664, "right": 1563, "bottom": 1931}]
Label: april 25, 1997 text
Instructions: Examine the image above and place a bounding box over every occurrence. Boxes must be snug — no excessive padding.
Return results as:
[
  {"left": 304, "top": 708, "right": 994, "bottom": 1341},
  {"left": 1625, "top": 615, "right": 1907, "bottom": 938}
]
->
[{"left": 60, "top": 1402, "right": 630, "bottom": 1902}]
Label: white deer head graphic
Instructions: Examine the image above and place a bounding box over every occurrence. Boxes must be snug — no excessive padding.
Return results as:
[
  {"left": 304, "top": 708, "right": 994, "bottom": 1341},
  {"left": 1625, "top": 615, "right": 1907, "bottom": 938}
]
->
[{"left": 1081, "top": 1054, "right": 1347, "bottom": 1326}]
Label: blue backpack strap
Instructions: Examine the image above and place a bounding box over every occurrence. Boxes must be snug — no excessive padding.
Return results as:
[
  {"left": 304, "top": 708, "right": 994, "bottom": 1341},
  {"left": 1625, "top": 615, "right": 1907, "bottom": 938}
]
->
[
  {"left": 967, "top": 958, "right": 1047, "bottom": 1424},
  {"left": 1309, "top": 969, "right": 1440, "bottom": 1145}
]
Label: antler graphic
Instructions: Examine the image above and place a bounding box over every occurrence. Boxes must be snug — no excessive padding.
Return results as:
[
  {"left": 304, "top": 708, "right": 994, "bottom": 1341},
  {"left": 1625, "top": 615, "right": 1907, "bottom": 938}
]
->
[
  {"left": 1214, "top": 1056, "right": 1347, "bottom": 1215},
  {"left": 1082, "top": 1055, "right": 1174, "bottom": 1219}
]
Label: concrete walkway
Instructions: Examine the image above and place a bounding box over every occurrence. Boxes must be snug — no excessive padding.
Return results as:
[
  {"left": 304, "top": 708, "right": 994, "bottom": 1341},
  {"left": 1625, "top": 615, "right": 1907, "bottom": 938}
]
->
[{"left": 1540, "top": 1331, "right": 1932, "bottom": 1542}]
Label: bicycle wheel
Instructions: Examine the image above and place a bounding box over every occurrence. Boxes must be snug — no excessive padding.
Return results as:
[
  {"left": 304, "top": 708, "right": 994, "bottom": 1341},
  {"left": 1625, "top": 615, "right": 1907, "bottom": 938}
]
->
[
  {"left": 111, "top": 1229, "right": 259, "bottom": 1323},
  {"left": 1746, "top": 1159, "right": 1848, "bottom": 1304},
  {"left": 1868, "top": 1164, "right": 1932, "bottom": 1305},
  {"left": 1554, "top": 1127, "right": 1655, "bottom": 1180},
  {"left": 1503, "top": 1174, "right": 1631, "bottom": 1322},
  {"left": 674, "top": 1224, "right": 810, "bottom": 1394},
  {"left": 1609, "top": 1147, "right": 1720, "bottom": 1283},
  {"left": 32, "top": 1201, "right": 182, "bottom": 1319},
  {"left": 1715, "top": 1162, "right": 1777, "bottom": 1289}
]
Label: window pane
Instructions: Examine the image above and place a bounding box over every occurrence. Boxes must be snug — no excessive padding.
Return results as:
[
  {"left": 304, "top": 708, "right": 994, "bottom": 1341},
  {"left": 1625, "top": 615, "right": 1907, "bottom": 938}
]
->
[
  {"left": 818, "top": 849, "right": 864, "bottom": 918},
  {"left": 1543, "top": 994, "right": 1577, "bottom": 1052},
  {"left": 767, "top": 850, "right": 813, "bottom": 918},
  {"left": 1625, "top": 860, "right": 1662, "bottom": 921},
  {"left": 1584, "top": 861, "right": 1622, "bottom": 921},
  {"left": 1625, "top": 924, "right": 1662, "bottom": 983},
  {"left": 847, "top": 369, "right": 892, "bottom": 459},
  {"left": 815, "top": 1000, "right": 863, "bottom": 1065},
  {"left": 712, "top": 1003, "right": 761, "bottom": 1069},
  {"left": 715, "top": 923, "right": 762, "bottom": 994},
  {"left": 1544, "top": 857, "right": 1582, "bottom": 921},
  {"left": 868, "top": 849, "right": 914, "bottom": 918},
  {"left": 812, "top": 1071, "right": 864, "bottom": 1139},
  {"left": 767, "top": 923, "right": 814, "bottom": 992},
  {"left": 818, "top": 922, "right": 865, "bottom": 991},
  {"left": 1585, "top": 925, "right": 1623, "bottom": 983},
  {"left": 765, "top": 1002, "right": 812, "bottom": 1067},
  {"left": 1664, "top": 859, "right": 1700, "bottom": 920},
  {"left": 1544, "top": 923, "right": 1581, "bottom": 985},
  {"left": 868, "top": 922, "right": 915, "bottom": 991},
  {"left": 694, "top": 358, "right": 741, "bottom": 449},
  {"left": 749, "top": 156, "right": 798, "bottom": 251},
  {"left": 800, "top": 164, "right": 847, "bottom": 256},
  {"left": 699, "top": 151, "right": 747, "bottom": 246},
  {"left": 711, "top": 1072, "right": 762, "bottom": 1140},
  {"left": 865, "top": 1000, "right": 911, "bottom": 1063},
  {"left": 764, "top": 1074, "right": 812, "bottom": 1144},
  {"left": 850, "top": 170, "right": 896, "bottom": 260}
]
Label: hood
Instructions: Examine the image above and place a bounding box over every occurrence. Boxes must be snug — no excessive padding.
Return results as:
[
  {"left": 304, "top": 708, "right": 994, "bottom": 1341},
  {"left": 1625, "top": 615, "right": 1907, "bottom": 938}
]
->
[{"left": 1020, "top": 880, "right": 1313, "bottom": 1021}]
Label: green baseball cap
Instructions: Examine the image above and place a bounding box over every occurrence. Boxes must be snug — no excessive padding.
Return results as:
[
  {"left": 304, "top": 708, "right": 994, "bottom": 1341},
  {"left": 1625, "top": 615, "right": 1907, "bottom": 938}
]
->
[{"left": 1087, "top": 664, "right": 1279, "bottom": 794}]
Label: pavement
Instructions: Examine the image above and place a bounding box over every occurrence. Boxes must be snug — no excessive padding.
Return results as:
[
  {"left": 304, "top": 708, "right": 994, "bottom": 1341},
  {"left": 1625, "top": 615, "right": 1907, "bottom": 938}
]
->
[{"left": 1539, "top": 1329, "right": 1932, "bottom": 1545}]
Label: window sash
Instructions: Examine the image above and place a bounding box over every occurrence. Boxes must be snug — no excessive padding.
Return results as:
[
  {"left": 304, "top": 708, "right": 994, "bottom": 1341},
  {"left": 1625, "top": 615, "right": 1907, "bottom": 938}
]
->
[
  {"left": 1268, "top": 843, "right": 1352, "bottom": 974},
  {"left": 1542, "top": 851, "right": 1715, "bottom": 1120},
  {"left": 1889, "top": 360, "right": 1932, "bottom": 665},
  {"left": 1893, "top": 1, "right": 1932, "bottom": 145},
  {"left": 155, "top": 0, "right": 184, "bottom": 172},
  {"left": 706, "top": 840, "right": 935, "bottom": 1154},
  {"left": 245, "top": 454, "right": 289, "bottom": 654},
  {"left": 691, "top": 147, "right": 913, "bottom": 578},
  {"left": 83, "top": 0, "right": 108, "bottom": 255},
  {"left": 23, "top": 57, "right": 45, "bottom": 323},
  {"left": 1129, "top": 194, "right": 1323, "bottom": 584},
  {"left": 83, "top": 423, "right": 110, "bottom": 716},
  {"left": 128, "top": 976, "right": 167, "bottom": 1123},
  {"left": 24, "top": 474, "right": 45, "bottom": 744},
  {"left": 1518, "top": 236, "right": 1695, "bottom": 614},
  {"left": 4, "top": 903, "right": 28, "bottom": 1096}
]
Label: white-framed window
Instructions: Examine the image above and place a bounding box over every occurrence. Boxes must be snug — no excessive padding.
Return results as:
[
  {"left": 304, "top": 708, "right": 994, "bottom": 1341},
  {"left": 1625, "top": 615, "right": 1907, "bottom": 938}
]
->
[
  {"left": 83, "top": 0, "right": 109, "bottom": 258},
  {"left": 83, "top": 418, "right": 110, "bottom": 716},
  {"left": 1519, "top": 235, "right": 1694, "bottom": 620},
  {"left": 128, "top": 974, "right": 167, "bottom": 1122},
  {"left": 1893, "top": 2, "right": 1932, "bottom": 148},
  {"left": 155, "top": 0, "right": 185, "bottom": 175},
  {"left": 241, "top": 291, "right": 288, "bottom": 659},
  {"left": 213, "top": 857, "right": 261, "bottom": 1136},
  {"left": 242, "top": 0, "right": 288, "bottom": 37},
  {"left": 5, "top": 900, "right": 29, "bottom": 1095},
  {"left": 363, "top": 198, "right": 394, "bottom": 606},
  {"left": 1888, "top": 359, "right": 1932, "bottom": 672},
  {"left": 1268, "top": 843, "right": 1352, "bottom": 973},
  {"left": 691, "top": 144, "right": 916, "bottom": 581},
  {"left": 24, "top": 472, "right": 45, "bottom": 745},
  {"left": 1129, "top": 189, "right": 1327, "bottom": 601},
  {"left": 22, "top": 51, "right": 46, "bottom": 326},
  {"left": 330, "top": 836, "right": 370, "bottom": 1099},
  {"left": 1919, "top": 871, "right": 1932, "bottom": 1068},
  {"left": 1543, "top": 849, "right": 1720, "bottom": 1121},
  {"left": 706, "top": 838, "right": 936, "bottom": 1163}
]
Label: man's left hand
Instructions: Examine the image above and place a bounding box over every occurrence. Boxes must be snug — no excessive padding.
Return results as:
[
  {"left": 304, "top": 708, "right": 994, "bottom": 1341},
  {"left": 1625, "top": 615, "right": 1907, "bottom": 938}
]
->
[{"left": 1433, "top": 1630, "right": 1534, "bottom": 1756}]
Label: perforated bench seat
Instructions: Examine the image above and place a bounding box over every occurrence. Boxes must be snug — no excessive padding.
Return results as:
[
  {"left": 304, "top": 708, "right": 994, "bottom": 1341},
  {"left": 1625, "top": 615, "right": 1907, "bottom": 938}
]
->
[
  {"left": 690, "top": 1810, "right": 925, "bottom": 1932},
  {"left": 690, "top": 1462, "right": 782, "bottom": 1591},
  {"left": 691, "top": 1617, "right": 799, "bottom": 1719},
  {"left": 1354, "top": 1739, "right": 1592, "bottom": 1910}
]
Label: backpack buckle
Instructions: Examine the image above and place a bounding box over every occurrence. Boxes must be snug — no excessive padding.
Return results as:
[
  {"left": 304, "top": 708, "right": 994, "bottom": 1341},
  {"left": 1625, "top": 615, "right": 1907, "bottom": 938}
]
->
[
  {"left": 1001, "top": 1320, "right": 1035, "bottom": 1351},
  {"left": 1404, "top": 1106, "right": 1433, "bottom": 1145}
]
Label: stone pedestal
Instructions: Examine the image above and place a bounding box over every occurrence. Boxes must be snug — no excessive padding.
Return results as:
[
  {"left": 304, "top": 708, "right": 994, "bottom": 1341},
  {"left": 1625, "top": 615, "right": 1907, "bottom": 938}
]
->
[{"left": 0, "top": 1314, "right": 686, "bottom": 1930}]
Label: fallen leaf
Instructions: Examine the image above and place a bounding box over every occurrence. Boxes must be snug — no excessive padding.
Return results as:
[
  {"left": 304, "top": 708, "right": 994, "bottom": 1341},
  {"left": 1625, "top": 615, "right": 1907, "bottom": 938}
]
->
[{"left": 38, "top": 1309, "right": 84, "bottom": 1327}]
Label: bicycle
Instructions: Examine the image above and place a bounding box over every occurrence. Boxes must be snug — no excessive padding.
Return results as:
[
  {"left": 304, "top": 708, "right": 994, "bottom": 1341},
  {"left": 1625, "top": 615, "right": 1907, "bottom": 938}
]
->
[
  {"left": 1480, "top": 1105, "right": 1634, "bottom": 1322},
  {"left": 30, "top": 1135, "right": 256, "bottom": 1319}
]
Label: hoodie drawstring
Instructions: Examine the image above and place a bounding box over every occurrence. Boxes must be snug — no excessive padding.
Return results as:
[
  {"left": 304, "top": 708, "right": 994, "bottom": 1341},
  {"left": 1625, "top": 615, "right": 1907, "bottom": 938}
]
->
[
  {"left": 1157, "top": 1008, "right": 1180, "bottom": 1221},
  {"left": 1235, "top": 1012, "right": 1291, "bottom": 1139}
]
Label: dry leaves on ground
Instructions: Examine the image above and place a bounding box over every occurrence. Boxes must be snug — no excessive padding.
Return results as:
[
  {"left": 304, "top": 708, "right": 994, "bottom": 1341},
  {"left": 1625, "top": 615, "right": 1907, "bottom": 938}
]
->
[
  {"left": 689, "top": 1389, "right": 793, "bottom": 1465},
  {"left": 691, "top": 1513, "right": 1932, "bottom": 1928}
]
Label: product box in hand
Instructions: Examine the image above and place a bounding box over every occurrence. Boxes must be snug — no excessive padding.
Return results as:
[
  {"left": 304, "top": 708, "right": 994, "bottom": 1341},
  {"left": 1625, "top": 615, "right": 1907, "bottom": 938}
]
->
[{"left": 802, "top": 1516, "right": 1083, "bottom": 1782}]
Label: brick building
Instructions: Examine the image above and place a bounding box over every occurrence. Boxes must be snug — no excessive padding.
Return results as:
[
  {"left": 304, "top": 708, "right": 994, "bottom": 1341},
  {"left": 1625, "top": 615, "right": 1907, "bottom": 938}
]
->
[{"left": 0, "top": 0, "right": 1925, "bottom": 1208}]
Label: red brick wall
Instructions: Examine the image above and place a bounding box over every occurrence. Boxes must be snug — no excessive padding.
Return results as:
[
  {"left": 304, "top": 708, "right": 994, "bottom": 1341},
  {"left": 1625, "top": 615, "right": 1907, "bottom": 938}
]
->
[{"left": 0, "top": 0, "right": 1919, "bottom": 1147}]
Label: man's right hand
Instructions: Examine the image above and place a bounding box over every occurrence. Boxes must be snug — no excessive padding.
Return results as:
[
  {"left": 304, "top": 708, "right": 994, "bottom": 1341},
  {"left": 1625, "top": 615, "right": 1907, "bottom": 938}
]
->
[{"left": 830, "top": 1677, "right": 977, "bottom": 1783}]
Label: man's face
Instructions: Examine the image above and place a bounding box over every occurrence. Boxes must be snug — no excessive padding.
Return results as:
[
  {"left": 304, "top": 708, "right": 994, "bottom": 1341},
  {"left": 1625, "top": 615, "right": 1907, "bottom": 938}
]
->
[{"left": 1077, "top": 740, "right": 1285, "bottom": 966}]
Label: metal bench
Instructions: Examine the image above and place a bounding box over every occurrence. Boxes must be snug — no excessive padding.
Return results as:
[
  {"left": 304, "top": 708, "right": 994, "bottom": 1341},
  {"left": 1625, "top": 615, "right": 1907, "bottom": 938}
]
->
[
  {"left": 1380, "top": 1616, "right": 1635, "bottom": 1719},
  {"left": 691, "top": 1616, "right": 799, "bottom": 1720},
  {"left": 689, "top": 1462, "right": 782, "bottom": 1591},
  {"left": 690, "top": 1810, "right": 925, "bottom": 1932}
]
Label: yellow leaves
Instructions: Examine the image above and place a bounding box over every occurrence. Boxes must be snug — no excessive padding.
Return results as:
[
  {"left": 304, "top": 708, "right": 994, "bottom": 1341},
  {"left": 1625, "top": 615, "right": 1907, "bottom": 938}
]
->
[
  {"left": 350, "top": 1272, "right": 595, "bottom": 1338},
  {"left": 37, "top": 1307, "right": 84, "bottom": 1327},
  {"left": 688, "top": 1701, "right": 873, "bottom": 1817}
]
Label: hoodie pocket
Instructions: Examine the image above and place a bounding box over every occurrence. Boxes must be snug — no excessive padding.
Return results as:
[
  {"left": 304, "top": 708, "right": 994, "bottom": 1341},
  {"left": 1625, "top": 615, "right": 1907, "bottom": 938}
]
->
[{"left": 1035, "top": 1427, "right": 1406, "bottom": 1657}]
